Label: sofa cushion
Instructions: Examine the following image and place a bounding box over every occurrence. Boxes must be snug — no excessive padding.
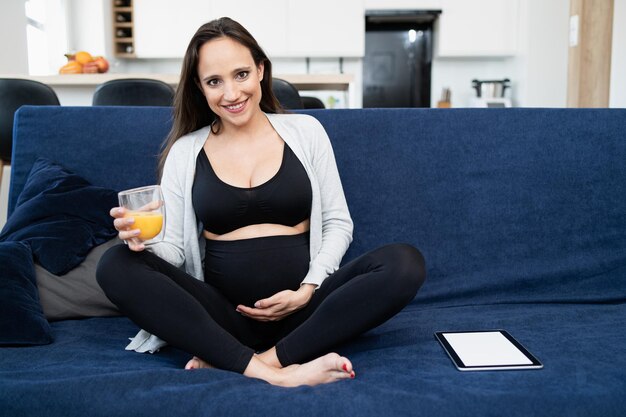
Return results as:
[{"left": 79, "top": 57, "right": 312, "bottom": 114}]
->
[
  {"left": 0, "top": 158, "right": 118, "bottom": 275},
  {"left": 36, "top": 238, "right": 121, "bottom": 321},
  {"left": 0, "top": 241, "right": 53, "bottom": 346}
]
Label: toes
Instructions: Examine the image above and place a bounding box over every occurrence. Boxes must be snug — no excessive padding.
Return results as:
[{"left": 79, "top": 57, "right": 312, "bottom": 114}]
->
[
  {"left": 186, "top": 356, "right": 214, "bottom": 369},
  {"left": 276, "top": 354, "right": 356, "bottom": 386},
  {"left": 332, "top": 370, "right": 355, "bottom": 380},
  {"left": 335, "top": 356, "right": 353, "bottom": 375},
  {"left": 184, "top": 357, "right": 200, "bottom": 370},
  {"left": 326, "top": 353, "right": 354, "bottom": 378}
]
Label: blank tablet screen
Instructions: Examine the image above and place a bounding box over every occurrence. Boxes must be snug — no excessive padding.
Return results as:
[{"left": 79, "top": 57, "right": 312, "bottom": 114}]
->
[{"left": 435, "top": 330, "right": 543, "bottom": 371}]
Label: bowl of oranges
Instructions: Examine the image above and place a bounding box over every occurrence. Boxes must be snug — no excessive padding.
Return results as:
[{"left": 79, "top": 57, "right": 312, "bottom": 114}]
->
[{"left": 59, "top": 51, "right": 109, "bottom": 74}]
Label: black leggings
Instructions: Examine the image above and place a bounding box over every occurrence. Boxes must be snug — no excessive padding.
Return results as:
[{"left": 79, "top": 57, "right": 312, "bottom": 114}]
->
[{"left": 96, "top": 236, "right": 425, "bottom": 374}]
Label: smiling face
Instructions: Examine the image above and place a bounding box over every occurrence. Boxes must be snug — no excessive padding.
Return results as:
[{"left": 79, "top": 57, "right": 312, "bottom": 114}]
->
[{"left": 196, "top": 36, "right": 265, "bottom": 132}]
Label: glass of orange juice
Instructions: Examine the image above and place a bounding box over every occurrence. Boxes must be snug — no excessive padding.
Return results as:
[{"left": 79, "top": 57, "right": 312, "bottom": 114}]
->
[{"left": 118, "top": 185, "right": 165, "bottom": 245}]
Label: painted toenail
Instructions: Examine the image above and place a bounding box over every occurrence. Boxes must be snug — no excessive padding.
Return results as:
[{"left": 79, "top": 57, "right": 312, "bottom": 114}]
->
[{"left": 342, "top": 364, "right": 348, "bottom": 372}]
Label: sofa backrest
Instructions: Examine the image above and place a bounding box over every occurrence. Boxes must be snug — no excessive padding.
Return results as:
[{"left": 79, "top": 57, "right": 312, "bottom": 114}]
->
[
  {"left": 10, "top": 106, "right": 171, "bottom": 212},
  {"left": 11, "top": 106, "right": 626, "bottom": 307}
]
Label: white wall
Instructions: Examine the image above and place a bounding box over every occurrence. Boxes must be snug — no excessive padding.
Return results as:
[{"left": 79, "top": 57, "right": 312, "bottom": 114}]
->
[
  {"left": 365, "top": 0, "right": 441, "bottom": 10},
  {"left": 610, "top": 0, "right": 626, "bottom": 108},
  {"left": 65, "top": 0, "right": 108, "bottom": 56},
  {"left": 0, "top": 0, "right": 27, "bottom": 228},
  {"left": 0, "top": 0, "right": 29, "bottom": 73},
  {"left": 514, "top": 0, "right": 569, "bottom": 107}
]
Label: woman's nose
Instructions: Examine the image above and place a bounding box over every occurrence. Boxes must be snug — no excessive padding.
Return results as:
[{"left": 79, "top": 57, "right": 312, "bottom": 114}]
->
[{"left": 223, "top": 81, "right": 240, "bottom": 101}]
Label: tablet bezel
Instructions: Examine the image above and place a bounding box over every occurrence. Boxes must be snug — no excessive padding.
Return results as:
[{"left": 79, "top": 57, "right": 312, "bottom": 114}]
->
[{"left": 435, "top": 330, "right": 543, "bottom": 371}]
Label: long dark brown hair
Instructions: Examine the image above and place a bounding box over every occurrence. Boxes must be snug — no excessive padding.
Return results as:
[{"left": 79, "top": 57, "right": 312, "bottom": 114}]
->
[{"left": 158, "top": 17, "right": 283, "bottom": 179}]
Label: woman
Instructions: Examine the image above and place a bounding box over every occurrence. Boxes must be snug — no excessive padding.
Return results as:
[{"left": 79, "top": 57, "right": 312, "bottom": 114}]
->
[{"left": 96, "top": 17, "right": 425, "bottom": 387}]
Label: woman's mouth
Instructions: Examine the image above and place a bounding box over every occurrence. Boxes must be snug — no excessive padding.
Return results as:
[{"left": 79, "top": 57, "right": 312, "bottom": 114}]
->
[{"left": 222, "top": 99, "right": 248, "bottom": 114}]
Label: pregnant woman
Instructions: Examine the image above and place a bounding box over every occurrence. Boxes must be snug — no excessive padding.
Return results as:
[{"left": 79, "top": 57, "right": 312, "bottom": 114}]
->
[{"left": 96, "top": 17, "right": 426, "bottom": 387}]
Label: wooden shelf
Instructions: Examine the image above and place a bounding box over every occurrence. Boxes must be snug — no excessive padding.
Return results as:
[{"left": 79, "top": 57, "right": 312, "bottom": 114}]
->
[{"left": 113, "top": 0, "right": 135, "bottom": 58}]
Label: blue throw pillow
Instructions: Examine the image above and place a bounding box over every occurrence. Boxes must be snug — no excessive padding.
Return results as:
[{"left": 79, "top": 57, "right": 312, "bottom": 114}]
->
[
  {"left": 0, "top": 158, "right": 118, "bottom": 275},
  {"left": 0, "top": 241, "right": 53, "bottom": 345}
]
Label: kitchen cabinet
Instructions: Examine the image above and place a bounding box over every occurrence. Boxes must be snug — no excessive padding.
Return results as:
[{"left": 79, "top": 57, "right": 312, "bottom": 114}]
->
[
  {"left": 231, "top": 0, "right": 366, "bottom": 58},
  {"left": 287, "top": 0, "right": 365, "bottom": 57},
  {"left": 436, "top": 0, "right": 519, "bottom": 57},
  {"left": 211, "top": 0, "right": 289, "bottom": 57},
  {"left": 133, "top": 0, "right": 210, "bottom": 58},
  {"left": 132, "top": 0, "right": 364, "bottom": 59}
]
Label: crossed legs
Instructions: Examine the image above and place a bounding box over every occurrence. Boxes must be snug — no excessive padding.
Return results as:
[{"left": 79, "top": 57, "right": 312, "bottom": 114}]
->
[{"left": 96, "top": 243, "right": 425, "bottom": 386}]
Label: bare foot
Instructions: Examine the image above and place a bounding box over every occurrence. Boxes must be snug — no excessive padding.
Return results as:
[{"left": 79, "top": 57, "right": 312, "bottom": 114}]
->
[
  {"left": 184, "top": 356, "right": 214, "bottom": 370},
  {"left": 255, "top": 353, "right": 355, "bottom": 387}
]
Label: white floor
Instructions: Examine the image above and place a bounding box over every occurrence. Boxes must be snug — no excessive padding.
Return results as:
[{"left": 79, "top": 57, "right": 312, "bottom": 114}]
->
[{"left": 0, "top": 165, "right": 9, "bottom": 229}]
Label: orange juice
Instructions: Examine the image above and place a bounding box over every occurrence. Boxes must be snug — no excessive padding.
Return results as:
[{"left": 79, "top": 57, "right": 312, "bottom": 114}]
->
[{"left": 125, "top": 211, "right": 163, "bottom": 240}]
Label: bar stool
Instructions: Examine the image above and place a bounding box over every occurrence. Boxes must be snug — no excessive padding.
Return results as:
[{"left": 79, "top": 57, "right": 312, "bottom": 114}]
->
[
  {"left": 301, "top": 96, "right": 326, "bottom": 109},
  {"left": 92, "top": 79, "right": 175, "bottom": 106},
  {"left": 0, "top": 78, "right": 60, "bottom": 187},
  {"left": 272, "top": 78, "right": 303, "bottom": 110}
]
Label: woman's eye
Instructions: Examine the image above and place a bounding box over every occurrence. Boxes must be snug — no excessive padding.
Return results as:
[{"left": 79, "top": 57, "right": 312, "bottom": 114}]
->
[
  {"left": 236, "top": 71, "right": 249, "bottom": 80},
  {"left": 207, "top": 79, "right": 220, "bottom": 86}
]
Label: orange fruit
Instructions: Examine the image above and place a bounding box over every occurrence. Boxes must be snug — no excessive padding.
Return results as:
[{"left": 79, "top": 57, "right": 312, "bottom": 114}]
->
[
  {"left": 74, "top": 51, "right": 93, "bottom": 64},
  {"left": 59, "top": 60, "right": 83, "bottom": 74}
]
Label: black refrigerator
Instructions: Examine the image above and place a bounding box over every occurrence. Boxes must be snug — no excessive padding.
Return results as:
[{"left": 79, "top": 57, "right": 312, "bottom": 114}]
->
[{"left": 363, "top": 11, "right": 438, "bottom": 108}]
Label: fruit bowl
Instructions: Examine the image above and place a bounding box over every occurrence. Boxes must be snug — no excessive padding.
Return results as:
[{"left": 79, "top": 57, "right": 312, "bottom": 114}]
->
[{"left": 59, "top": 51, "right": 109, "bottom": 74}]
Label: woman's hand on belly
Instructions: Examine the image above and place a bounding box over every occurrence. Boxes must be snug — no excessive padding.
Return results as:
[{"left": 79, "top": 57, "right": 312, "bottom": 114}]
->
[
  {"left": 235, "top": 284, "right": 316, "bottom": 322},
  {"left": 203, "top": 219, "right": 310, "bottom": 241}
]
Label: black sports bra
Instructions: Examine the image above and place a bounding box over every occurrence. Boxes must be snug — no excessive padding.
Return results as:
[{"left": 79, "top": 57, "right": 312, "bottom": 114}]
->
[{"left": 192, "top": 143, "right": 313, "bottom": 235}]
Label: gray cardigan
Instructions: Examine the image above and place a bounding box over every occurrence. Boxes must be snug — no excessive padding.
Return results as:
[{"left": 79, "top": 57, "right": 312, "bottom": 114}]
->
[{"left": 127, "top": 113, "right": 354, "bottom": 353}]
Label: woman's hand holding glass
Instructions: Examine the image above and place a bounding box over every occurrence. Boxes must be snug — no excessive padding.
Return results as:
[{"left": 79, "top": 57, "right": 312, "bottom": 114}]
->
[{"left": 113, "top": 185, "right": 165, "bottom": 252}]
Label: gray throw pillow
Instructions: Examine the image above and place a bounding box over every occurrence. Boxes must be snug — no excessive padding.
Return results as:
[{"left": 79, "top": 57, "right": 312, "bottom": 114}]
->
[{"left": 35, "top": 239, "right": 121, "bottom": 321}]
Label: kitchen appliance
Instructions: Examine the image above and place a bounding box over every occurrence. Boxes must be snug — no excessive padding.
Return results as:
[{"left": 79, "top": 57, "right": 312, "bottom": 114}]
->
[
  {"left": 363, "top": 11, "right": 440, "bottom": 108},
  {"left": 470, "top": 78, "right": 512, "bottom": 107}
]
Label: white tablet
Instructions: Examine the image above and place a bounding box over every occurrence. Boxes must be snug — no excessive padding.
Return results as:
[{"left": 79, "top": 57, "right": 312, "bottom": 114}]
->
[{"left": 435, "top": 330, "right": 543, "bottom": 371}]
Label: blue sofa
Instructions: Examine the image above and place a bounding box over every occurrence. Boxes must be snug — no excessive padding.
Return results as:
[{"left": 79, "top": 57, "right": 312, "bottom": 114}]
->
[{"left": 1, "top": 106, "right": 625, "bottom": 416}]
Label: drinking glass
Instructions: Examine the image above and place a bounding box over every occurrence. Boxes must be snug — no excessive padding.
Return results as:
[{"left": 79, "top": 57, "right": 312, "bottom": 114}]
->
[{"left": 118, "top": 185, "right": 165, "bottom": 245}]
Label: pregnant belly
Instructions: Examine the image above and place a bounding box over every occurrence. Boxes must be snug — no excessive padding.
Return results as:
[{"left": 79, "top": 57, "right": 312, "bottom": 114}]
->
[
  {"left": 203, "top": 232, "right": 310, "bottom": 307},
  {"left": 203, "top": 219, "right": 310, "bottom": 241}
]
